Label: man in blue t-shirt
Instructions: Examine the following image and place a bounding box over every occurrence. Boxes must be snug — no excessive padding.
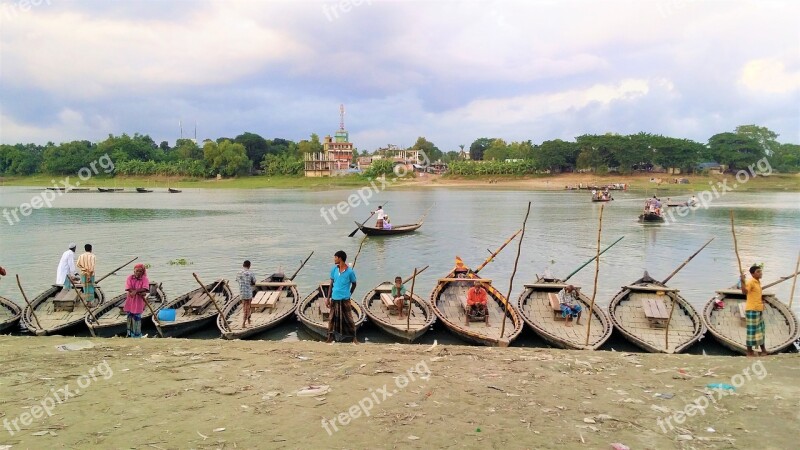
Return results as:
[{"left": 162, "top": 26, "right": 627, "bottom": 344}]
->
[{"left": 326, "top": 250, "right": 358, "bottom": 343}]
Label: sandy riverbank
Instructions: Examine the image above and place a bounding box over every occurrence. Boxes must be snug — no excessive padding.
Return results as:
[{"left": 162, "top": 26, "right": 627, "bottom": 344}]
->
[{"left": 1, "top": 336, "right": 797, "bottom": 449}]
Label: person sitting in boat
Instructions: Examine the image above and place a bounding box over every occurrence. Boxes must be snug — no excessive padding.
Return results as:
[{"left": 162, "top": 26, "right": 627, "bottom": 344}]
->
[
  {"left": 391, "top": 276, "right": 409, "bottom": 318},
  {"left": 373, "top": 206, "right": 386, "bottom": 228},
  {"left": 466, "top": 280, "right": 489, "bottom": 327},
  {"left": 689, "top": 195, "right": 697, "bottom": 206},
  {"left": 557, "top": 285, "right": 582, "bottom": 326},
  {"left": 382, "top": 216, "right": 392, "bottom": 230}
]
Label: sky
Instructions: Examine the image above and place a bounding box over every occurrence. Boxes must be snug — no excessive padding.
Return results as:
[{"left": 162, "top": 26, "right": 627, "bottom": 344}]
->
[{"left": 1, "top": 0, "right": 799, "bottom": 151}]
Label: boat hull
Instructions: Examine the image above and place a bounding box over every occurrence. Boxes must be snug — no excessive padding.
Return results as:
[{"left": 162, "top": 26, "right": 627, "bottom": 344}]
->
[
  {"left": 638, "top": 213, "right": 664, "bottom": 223},
  {"left": 86, "top": 286, "right": 166, "bottom": 337},
  {"left": 154, "top": 280, "right": 232, "bottom": 338},
  {"left": 218, "top": 282, "right": 300, "bottom": 340},
  {"left": 0, "top": 296, "right": 22, "bottom": 333},
  {"left": 296, "top": 283, "right": 365, "bottom": 340},
  {"left": 362, "top": 281, "right": 435, "bottom": 343},
  {"left": 355, "top": 221, "right": 422, "bottom": 236},
  {"left": 22, "top": 285, "right": 106, "bottom": 336}
]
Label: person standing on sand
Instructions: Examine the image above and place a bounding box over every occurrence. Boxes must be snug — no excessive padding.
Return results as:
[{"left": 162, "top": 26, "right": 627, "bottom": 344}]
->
[
  {"left": 326, "top": 250, "right": 358, "bottom": 343},
  {"left": 76, "top": 244, "right": 97, "bottom": 307},
  {"left": 741, "top": 263, "right": 768, "bottom": 357},
  {"left": 123, "top": 264, "right": 150, "bottom": 338},
  {"left": 237, "top": 260, "right": 256, "bottom": 328},
  {"left": 56, "top": 243, "right": 79, "bottom": 289}
]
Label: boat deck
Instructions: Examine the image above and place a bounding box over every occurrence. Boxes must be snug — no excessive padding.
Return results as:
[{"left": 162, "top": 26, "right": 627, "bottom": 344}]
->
[
  {"left": 224, "top": 290, "right": 297, "bottom": 332},
  {"left": 612, "top": 290, "right": 697, "bottom": 352},
  {"left": 519, "top": 288, "right": 607, "bottom": 348},
  {"left": 366, "top": 283, "right": 430, "bottom": 330},
  {"left": 706, "top": 296, "right": 794, "bottom": 351},
  {"left": 436, "top": 282, "right": 514, "bottom": 341}
]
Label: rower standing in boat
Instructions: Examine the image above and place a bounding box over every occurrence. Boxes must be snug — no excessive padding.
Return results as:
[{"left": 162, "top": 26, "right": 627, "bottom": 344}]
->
[
  {"left": 326, "top": 250, "right": 358, "bottom": 344},
  {"left": 466, "top": 280, "right": 489, "bottom": 327},
  {"left": 237, "top": 260, "right": 256, "bottom": 328},
  {"left": 391, "top": 276, "right": 408, "bottom": 318},
  {"left": 741, "top": 263, "right": 768, "bottom": 357},
  {"left": 76, "top": 244, "right": 97, "bottom": 307},
  {"left": 558, "top": 285, "right": 582, "bottom": 326},
  {"left": 372, "top": 205, "right": 386, "bottom": 228},
  {"left": 56, "top": 243, "right": 79, "bottom": 290},
  {"left": 124, "top": 264, "right": 150, "bottom": 338}
]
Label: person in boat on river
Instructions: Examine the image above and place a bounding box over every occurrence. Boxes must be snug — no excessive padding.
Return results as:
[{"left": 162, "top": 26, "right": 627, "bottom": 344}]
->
[
  {"left": 326, "top": 250, "right": 358, "bottom": 343},
  {"left": 391, "top": 276, "right": 409, "bottom": 318},
  {"left": 741, "top": 263, "right": 768, "bottom": 357},
  {"left": 382, "top": 216, "right": 392, "bottom": 230},
  {"left": 56, "top": 243, "right": 79, "bottom": 290},
  {"left": 373, "top": 206, "right": 386, "bottom": 228},
  {"left": 466, "top": 280, "right": 489, "bottom": 327},
  {"left": 76, "top": 244, "right": 97, "bottom": 307},
  {"left": 558, "top": 285, "right": 583, "bottom": 326},
  {"left": 123, "top": 263, "right": 150, "bottom": 338},
  {"left": 689, "top": 195, "right": 698, "bottom": 206},
  {"left": 237, "top": 260, "right": 256, "bottom": 328}
]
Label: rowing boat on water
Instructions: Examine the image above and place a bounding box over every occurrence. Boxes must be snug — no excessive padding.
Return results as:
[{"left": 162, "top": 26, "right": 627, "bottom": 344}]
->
[
  {"left": 135, "top": 187, "right": 153, "bottom": 193},
  {"left": 362, "top": 281, "right": 435, "bottom": 342},
  {"left": 168, "top": 188, "right": 182, "bottom": 193},
  {"left": 517, "top": 277, "right": 612, "bottom": 350},
  {"left": 153, "top": 280, "right": 232, "bottom": 338},
  {"left": 353, "top": 221, "right": 422, "bottom": 236},
  {"left": 296, "top": 281, "right": 366, "bottom": 339},
  {"left": 85, "top": 283, "right": 166, "bottom": 337},
  {"left": 608, "top": 272, "right": 705, "bottom": 353},
  {"left": 22, "top": 285, "right": 106, "bottom": 336},
  {"left": 218, "top": 273, "right": 300, "bottom": 340},
  {"left": 638, "top": 212, "right": 664, "bottom": 223},
  {"left": 702, "top": 287, "right": 799, "bottom": 355},
  {"left": 0, "top": 296, "right": 22, "bottom": 333},
  {"left": 430, "top": 257, "right": 523, "bottom": 347}
]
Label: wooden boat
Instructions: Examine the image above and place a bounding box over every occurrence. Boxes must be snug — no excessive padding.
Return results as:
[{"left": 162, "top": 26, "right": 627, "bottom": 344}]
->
[
  {"left": 362, "top": 281, "right": 435, "bottom": 342},
  {"left": 85, "top": 283, "right": 166, "bottom": 337},
  {"left": 296, "top": 281, "right": 365, "bottom": 339},
  {"left": 430, "top": 257, "right": 523, "bottom": 346},
  {"left": 0, "top": 296, "right": 22, "bottom": 333},
  {"left": 135, "top": 187, "right": 153, "bottom": 193},
  {"left": 638, "top": 212, "right": 664, "bottom": 223},
  {"left": 608, "top": 272, "right": 705, "bottom": 353},
  {"left": 22, "top": 284, "right": 106, "bottom": 336},
  {"left": 353, "top": 221, "right": 422, "bottom": 236},
  {"left": 591, "top": 197, "right": 612, "bottom": 202},
  {"left": 218, "top": 273, "right": 300, "bottom": 340},
  {"left": 153, "top": 280, "right": 232, "bottom": 338},
  {"left": 517, "top": 277, "right": 612, "bottom": 350},
  {"left": 702, "top": 287, "right": 799, "bottom": 355},
  {"left": 98, "top": 188, "right": 124, "bottom": 193},
  {"left": 168, "top": 188, "right": 182, "bottom": 193}
]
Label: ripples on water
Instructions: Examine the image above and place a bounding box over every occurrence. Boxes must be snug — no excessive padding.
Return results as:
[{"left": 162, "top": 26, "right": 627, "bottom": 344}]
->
[{"left": 1, "top": 187, "right": 798, "bottom": 351}]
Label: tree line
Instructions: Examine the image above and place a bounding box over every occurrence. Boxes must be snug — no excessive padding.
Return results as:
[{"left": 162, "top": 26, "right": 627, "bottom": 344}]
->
[{"left": 0, "top": 125, "right": 797, "bottom": 178}]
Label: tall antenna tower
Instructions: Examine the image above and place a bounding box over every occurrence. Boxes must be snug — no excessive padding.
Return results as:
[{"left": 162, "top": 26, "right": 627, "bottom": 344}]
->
[{"left": 339, "top": 104, "right": 345, "bottom": 130}]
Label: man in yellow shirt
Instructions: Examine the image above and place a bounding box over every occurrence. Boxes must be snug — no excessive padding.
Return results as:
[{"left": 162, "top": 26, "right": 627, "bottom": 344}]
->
[
  {"left": 740, "top": 263, "right": 767, "bottom": 357},
  {"left": 76, "top": 244, "right": 97, "bottom": 307}
]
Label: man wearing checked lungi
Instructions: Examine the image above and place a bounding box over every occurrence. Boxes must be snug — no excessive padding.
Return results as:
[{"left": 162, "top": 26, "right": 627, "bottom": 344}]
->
[
  {"left": 740, "top": 263, "right": 768, "bottom": 357},
  {"left": 326, "top": 250, "right": 358, "bottom": 344}
]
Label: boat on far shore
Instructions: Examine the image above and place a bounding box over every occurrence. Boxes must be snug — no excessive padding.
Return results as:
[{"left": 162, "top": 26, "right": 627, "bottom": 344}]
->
[
  {"left": 136, "top": 187, "right": 153, "bottom": 193},
  {"left": 168, "top": 188, "right": 182, "bottom": 193}
]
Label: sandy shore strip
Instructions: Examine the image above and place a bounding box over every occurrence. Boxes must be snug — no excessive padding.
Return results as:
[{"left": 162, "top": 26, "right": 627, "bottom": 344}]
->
[{"left": 0, "top": 336, "right": 797, "bottom": 449}]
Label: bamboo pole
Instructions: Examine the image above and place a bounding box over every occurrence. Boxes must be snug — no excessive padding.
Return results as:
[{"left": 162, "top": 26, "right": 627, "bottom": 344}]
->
[
  {"left": 730, "top": 210, "right": 744, "bottom": 277},
  {"left": 15, "top": 275, "right": 42, "bottom": 329},
  {"left": 351, "top": 235, "right": 368, "bottom": 269},
  {"left": 402, "top": 266, "right": 428, "bottom": 285},
  {"left": 761, "top": 268, "right": 800, "bottom": 290},
  {"left": 144, "top": 282, "right": 164, "bottom": 338},
  {"left": 474, "top": 228, "right": 522, "bottom": 274},
  {"left": 95, "top": 257, "right": 138, "bottom": 284},
  {"left": 564, "top": 236, "right": 625, "bottom": 282},
  {"left": 192, "top": 273, "right": 230, "bottom": 331},
  {"left": 584, "top": 204, "right": 604, "bottom": 347},
  {"left": 664, "top": 292, "right": 678, "bottom": 351},
  {"left": 789, "top": 251, "right": 800, "bottom": 308},
  {"left": 500, "top": 202, "right": 531, "bottom": 340},
  {"left": 68, "top": 276, "right": 98, "bottom": 337},
  {"left": 406, "top": 267, "right": 418, "bottom": 331},
  {"left": 661, "top": 237, "right": 715, "bottom": 284},
  {"left": 417, "top": 203, "right": 436, "bottom": 224},
  {"left": 289, "top": 251, "right": 315, "bottom": 281}
]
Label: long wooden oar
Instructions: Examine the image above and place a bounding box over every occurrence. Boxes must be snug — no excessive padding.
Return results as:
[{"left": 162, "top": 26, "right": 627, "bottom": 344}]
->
[
  {"left": 417, "top": 203, "right": 436, "bottom": 224},
  {"left": 351, "top": 235, "right": 368, "bottom": 269},
  {"left": 585, "top": 204, "right": 605, "bottom": 347},
  {"left": 761, "top": 268, "right": 800, "bottom": 290},
  {"left": 289, "top": 251, "right": 315, "bottom": 281},
  {"left": 501, "top": 202, "right": 531, "bottom": 340},
  {"left": 406, "top": 267, "right": 419, "bottom": 332},
  {"left": 192, "top": 273, "right": 230, "bottom": 331},
  {"left": 789, "top": 251, "right": 800, "bottom": 308},
  {"left": 661, "top": 237, "right": 715, "bottom": 284},
  {"left": 68, "top": 276, "right": 98, "bottom": 337},
  {"left": 402, "top": 265, "right": 428, "bottom": 285},
  {"left": 15, "top": 275, "right": 42, "bottom": 330},
  {"left": 143, "top": 282, "right": 164, "bottom": 338},
  {"left": 474, "top": 228, "right": 522, "bottom": 274},
  {"left": 349, "top": 201, "right": 388, "bottom": 237},
  {"left": 95, "top": 257, "right": 138, "bottom": 284},
  {"left": 730, "top": 210, "right": 744, "bottom": 277},
  {"left": 564, "top": 235, "right": 625, "bottom": 282}
]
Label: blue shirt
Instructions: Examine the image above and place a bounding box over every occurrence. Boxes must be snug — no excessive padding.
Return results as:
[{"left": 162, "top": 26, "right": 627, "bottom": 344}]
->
[{"left": 330, "top": 264, "right": 356, "bottom": 300}]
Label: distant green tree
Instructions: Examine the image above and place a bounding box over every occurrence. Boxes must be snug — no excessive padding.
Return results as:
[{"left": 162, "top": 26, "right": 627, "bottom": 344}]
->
[
  {"left": 706, "top": 132, "right": 764, "bottom": 171},
  {"left": 234, "top": 132, "right": 269, "bottom": 169},
  {"left": 537, "top": 139, "right": 577, "bottom": 172},
  {"left": 411, "top": 137, "right": 442, "bottom": 162},
  {"left": 483, "top": 138, "right": 509, "bottom": 161},
  {"left": 174, "top": 139, "right": 203, "bottom": 160},
  {"left": 0, "top": 144, "right": 43, "bottom": 175},
  {"left": 364, "top": 160, "right": 395, "bottom": 178},
  {"left": 735, "top": 125, "right": 779, "bottom": 156},
  {"left": 203, "top": 140, "right": 252, "bottom": 177},
  {"left": 469, "top": 137, "right": 493, "bottom": 160},
  {"left": 297, "top": 133, "right": 324, "bottom": 154},
  {"left": 42, "top": 141, "right": 96, "bottom": 174},
  {"left": 772, "top": 143, "right": 800, "bottom": 172}
]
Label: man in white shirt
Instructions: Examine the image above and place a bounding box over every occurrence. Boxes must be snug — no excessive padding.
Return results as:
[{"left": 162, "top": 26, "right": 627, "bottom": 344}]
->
[
  {"left": 56, "top": 243, "right": 78, "bottom": 289},
  {"left": 372, "top": 205, "right": 386, "bottom": 227}
]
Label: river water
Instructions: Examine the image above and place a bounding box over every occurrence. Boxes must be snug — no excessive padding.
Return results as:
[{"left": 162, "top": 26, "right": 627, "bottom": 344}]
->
[{"left": 1, "top": 186, "right": 798, "bottom": 352}]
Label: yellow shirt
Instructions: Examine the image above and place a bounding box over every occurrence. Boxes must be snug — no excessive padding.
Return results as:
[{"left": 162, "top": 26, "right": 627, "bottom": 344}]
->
[
  {"left": 76, "top": 252, "right": 96, "bottom": 276},
  {"left": 744, "top": 278, "right": 763, "bottom": 311}
]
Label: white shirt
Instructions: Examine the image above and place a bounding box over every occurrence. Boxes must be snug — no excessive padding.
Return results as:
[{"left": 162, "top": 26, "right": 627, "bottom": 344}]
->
[
  {"left": 56, "top": 249, "right": 77, "bottom": 284},
  {"left": 375, "top": 209, "right": 386, "bottom": 220}
]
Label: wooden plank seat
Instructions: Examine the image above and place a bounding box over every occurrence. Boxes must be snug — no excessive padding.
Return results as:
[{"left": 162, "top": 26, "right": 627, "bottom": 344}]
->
[
  {"left": 737, "top": 302, "right": 747, "bottom": 324},
  {"left": 641, "top": 298, "right": 670, "bottom": 328},
  {"left": 53, "top": 289, "right": 79, "bottom": 312},
  {"left": 183, "top": 292, "right": 216, "bottom": 314},
  {"left": 319, "top": 300, "right": 330, "bottom": 320},
  {"left": 252, "top": 290, "right": 281, "bottom": 312},
  {"left": 380, "top": 293, "right": 398, "bottom": 313},
  {"left": 460, "top": 295, "right": 486, "bottom": 322},
  {"left": 439, "top": 277, "right": 492, "bottom": 283},
  {"left": 548, "top": 292, "right": 565, "bottom": 321}
]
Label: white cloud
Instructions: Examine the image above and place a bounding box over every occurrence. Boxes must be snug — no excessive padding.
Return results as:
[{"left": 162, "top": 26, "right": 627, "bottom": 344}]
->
[
  {"left": 0, "top": 108, "right": 113, "bottom": 143},
  {"left": 739, "top": 59, "right": 800, "bottom": 94}
]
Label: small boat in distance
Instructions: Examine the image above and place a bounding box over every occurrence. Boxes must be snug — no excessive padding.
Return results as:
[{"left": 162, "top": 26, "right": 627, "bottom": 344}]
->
[
  {"left": 168, "top": 188, "right": 182, "bottom": 193},
  {"left": 98, "top": 188, "right": 124, "bottom": 193},
  {"left": 0, "top": 295, "right": 22, "bottom": 333},
  {"left": 638, "top": 211, "right": 665, "bottom": 223},
  {"left": 135, "top": 187, "right": 153, "bottom": 193},
  {"left": 353, "top": 221, "right": 422, "bottom": 236}
]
